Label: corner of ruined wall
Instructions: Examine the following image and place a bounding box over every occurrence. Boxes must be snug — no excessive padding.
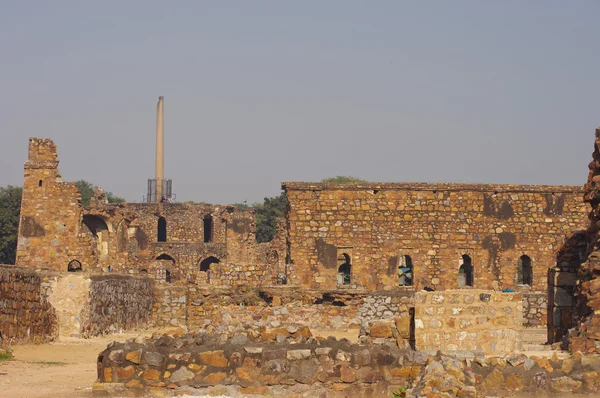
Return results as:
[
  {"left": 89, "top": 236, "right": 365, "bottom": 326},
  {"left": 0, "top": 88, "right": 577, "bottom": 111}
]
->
[
  {"left": 16, "top": 138, "right": 88, "bottom": 271},
  {"left": 0, "top": 265, "right": 58, "bottom": 344},
  {"left": 571, "top": 126, "right": 600, "bottom": 353}
]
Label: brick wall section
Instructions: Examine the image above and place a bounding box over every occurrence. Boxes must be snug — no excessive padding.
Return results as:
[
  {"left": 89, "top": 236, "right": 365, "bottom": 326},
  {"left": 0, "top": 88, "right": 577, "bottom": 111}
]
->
[
  {"left": 0, "top": 264, "right": 57, "bottom": 343},
  {"left": 283, "top": 182, "right": 588, "bottom": 291},
  {"left": 80, "top": 274, "right": 154, "bottom": 337},
  {"left": 414, "top": 289, "right": 523, "bottom": 353}
]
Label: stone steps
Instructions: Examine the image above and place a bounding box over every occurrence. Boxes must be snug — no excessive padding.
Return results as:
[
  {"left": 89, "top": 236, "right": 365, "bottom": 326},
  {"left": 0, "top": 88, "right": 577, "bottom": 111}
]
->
[
  {"left": 522, "top": 328, "right": 547, "bottom": 345},
  {"left": 522, "top": 343, "right": 553, "bottom": 352}
]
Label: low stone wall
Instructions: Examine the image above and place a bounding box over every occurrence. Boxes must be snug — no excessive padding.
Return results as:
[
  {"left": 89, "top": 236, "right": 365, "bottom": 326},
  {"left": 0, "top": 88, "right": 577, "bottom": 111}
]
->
[
  {"left": 523, "top": 292, "right": 547, "bottom": 328},
  {"left": 183, "top": 287, "right": 414, "bottom": 336},
  {"left": 94, "top": 333, "right": 422, "bottom": 397},
  {"left": 94, "top": 332, "right": 600, "bottom": 397},
  {"left": 415, "top": 289, "right": 523, "bottom": 353},
  {"left": 0, "top": 265, "right": 57, "bottom": 343},
  {"left": 80, "top": 275, "right": 154, "bottom": 337},
  {"left": 413, "top": 351, "right": 600, "bottom": 396}
]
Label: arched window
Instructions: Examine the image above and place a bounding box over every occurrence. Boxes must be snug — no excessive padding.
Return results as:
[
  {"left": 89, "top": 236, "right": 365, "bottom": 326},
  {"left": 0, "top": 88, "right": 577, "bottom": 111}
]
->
[
  {"left": 399, "top": 255, "right": 413, "bottom": 286},
  {"left": 203, "top": 215, "right": 213, "bottom": 243},
  {"left": 68, "top": 260, "right": 82, "bottom": 272},
  {"left": 458, "top": 254, "right": 473, "bottom": 287},
  {"left": 518, "top": 255, "right": 532, "bottom": 286},
  {"left": 200, "top": 256, "right": 220, "bottom": 272},
  {"left": 157, "top": 217, "right": 167, "bottom": 242},
  {"left": 337, "top": 253, "right": 351, "bottom": 286}
]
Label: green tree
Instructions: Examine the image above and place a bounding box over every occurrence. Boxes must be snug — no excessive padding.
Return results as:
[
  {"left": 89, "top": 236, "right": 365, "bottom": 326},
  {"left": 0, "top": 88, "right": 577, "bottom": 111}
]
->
[
  {"left": 320, "top": 176, "right": 365, "bottom": 183},
  {"left": 76, "top": 180, "right": 125, "bottom": 206},
  {"left": 254, "top": 192, "right": 287, "bottom": 243},
  {"left": 106, "top": 192, "right": 125, "bottom": 203},
  {"left": 75, "top": 180, "right": 95, "bottom": 207},
  {"left": 0, "top": 186, "right": 22, "bottom": 264}
]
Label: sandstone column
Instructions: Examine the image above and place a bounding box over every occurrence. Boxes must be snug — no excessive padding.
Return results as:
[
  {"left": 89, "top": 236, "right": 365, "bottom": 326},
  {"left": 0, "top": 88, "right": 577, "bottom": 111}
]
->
[{"left": 155, "top": 96, "right": 164, "bottom": 202}]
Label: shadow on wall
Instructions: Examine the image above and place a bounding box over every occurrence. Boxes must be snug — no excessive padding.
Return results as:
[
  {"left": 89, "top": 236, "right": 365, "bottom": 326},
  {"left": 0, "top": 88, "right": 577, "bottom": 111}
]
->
[{"left": 549, "top": 230, "right": 587, "bottom": 344}]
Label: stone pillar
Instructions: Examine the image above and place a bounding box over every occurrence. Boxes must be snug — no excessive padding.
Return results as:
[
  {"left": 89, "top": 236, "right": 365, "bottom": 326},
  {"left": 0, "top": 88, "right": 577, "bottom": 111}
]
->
[{"left": 155, "top": 96, "right": 164, "bottom": 202}]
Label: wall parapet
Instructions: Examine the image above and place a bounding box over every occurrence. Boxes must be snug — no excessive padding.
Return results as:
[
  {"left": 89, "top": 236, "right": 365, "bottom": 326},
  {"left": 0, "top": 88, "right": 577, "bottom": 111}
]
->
[{"left": 283, "top": 181, "right": 584, "bottom": 193}]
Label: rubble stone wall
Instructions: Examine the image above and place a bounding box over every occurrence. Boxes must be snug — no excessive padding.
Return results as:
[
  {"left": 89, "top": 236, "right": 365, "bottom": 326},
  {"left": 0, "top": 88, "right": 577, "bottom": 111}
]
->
[
  {"left": 571, "top": 126, "right": 600, "bottom": 353},
  {"left": 0, "top": 265, "right": 57, "bottom": 343},
  {"left": 95, "top": 336, "right": 421, "bottom": 397},
  {"left": 522, "top": 292, "right": 547, "bottom": 328},
  {"left": 14, "top": 138, "right": 284, "bottom": 288},
  {"left": 284, "top": 182, "right": 588, "bottom": 291},
  {"left": 414, "top": 289, "right": 523, "bottom": 353},
  {"left": 81, "top": 274, "right": 154, "bottom": 338},
  {"left": 16, "top": 138, "right": 93, "bottom": 271},
  {"left": 94, "top": 333, "right": 600, "bottom": 397}
]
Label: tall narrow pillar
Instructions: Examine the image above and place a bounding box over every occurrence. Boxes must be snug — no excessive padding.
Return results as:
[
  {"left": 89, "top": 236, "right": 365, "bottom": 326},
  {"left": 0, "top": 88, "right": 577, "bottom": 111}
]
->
[{"left": 155, "top": 96, "right": 164, "bottom": 202}]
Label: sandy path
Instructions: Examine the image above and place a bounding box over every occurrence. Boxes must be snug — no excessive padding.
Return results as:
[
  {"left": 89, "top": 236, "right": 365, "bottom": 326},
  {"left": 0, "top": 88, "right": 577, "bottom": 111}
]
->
[{"left": 0, "top": 331, "right": 158, "bottom": 398}]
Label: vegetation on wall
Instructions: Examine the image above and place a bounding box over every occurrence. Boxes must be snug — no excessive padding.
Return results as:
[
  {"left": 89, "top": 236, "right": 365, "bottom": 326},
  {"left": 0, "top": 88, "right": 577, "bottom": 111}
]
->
[
  {"left": 320, "top": 176, "right": 365, "bottom": 183},
  {"left": 0, "top": 185, "right": 22, "bottom": 264},
  {"left": 76, "top": 180, "right": 125, "bottom": 207}
]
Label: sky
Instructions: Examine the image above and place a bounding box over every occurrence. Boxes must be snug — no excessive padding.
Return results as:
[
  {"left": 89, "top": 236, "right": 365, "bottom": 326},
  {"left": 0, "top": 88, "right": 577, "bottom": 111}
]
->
[{"left": 1, "top": 1, "right": 599, "bottom": 204}]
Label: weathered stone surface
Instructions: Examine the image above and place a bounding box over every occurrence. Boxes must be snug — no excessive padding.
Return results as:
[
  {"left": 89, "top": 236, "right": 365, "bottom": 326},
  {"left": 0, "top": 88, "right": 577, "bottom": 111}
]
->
[
  {"left": 169, "top": 367, "right": 195, "bottom": 383},
  {"left": 552, "top": 376, "right": 582, "bottom": 392},
  {"left": 199, "top": 350, "right": 228, "bottom": 367}
]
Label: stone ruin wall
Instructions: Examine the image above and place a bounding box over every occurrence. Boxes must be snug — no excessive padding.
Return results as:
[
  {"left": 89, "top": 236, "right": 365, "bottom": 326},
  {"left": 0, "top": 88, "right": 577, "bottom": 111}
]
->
[
  {"left": 15, "top": 138, "right": 285, "bottom": 289},
  {"left": 284, "top": 182, "right": 588, "bottom": 296},
  {"left": 94, "top": 332, "right": 600, "bottom": 397},
  {"left": 80, "top": 274, "right": 154, "bottom": 338},
  {"left": 0, "top": 264, "right": 58, "bottom": 344},
  {"left": 414, "top": 289, "right": 523, "bottom": 353},
  {"left": 16, "top": 138, "right": 94, "bottom": 270},
  {"left": 150, "top": 286, "right": 414, "bottom": 338},
  {"left": 0, "top": 265, "right": 154, "bottom": 342},
  {"left": 571, "top": 126, "right": 600, "bottom": 353}
]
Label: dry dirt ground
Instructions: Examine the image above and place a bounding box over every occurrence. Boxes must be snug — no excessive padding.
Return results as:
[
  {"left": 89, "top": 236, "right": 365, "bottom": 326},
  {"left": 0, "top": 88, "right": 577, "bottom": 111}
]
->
[{"left": 0, "top": 329, "right": 359, "bottom": 398}]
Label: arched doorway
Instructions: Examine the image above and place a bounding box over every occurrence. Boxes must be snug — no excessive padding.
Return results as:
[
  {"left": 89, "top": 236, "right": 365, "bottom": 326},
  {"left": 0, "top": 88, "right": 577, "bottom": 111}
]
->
[{"left": 82, "top": 215, "right": 109, "bottom": 256}]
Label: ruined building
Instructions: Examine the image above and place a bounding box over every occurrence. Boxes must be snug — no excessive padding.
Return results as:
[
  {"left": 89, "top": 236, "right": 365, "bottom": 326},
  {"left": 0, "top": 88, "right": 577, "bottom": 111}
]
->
[{"left": 15, "top": 138, "right": 285, "bottom": 287}]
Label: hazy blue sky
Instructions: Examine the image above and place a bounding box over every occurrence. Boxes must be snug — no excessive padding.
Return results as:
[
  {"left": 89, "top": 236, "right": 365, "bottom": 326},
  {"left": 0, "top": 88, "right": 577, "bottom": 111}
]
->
[{"left": 1, "top": 1, "right": 599, "bottom": 204}]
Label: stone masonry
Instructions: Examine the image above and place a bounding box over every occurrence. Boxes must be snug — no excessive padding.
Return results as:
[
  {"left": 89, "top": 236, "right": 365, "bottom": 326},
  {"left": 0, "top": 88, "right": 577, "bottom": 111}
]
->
[
  {"left": 284, "top": 182, "right": 588, "bottom": 292},
  {"left": 414, "top": 290, "right": 523, "bottom": 353}
]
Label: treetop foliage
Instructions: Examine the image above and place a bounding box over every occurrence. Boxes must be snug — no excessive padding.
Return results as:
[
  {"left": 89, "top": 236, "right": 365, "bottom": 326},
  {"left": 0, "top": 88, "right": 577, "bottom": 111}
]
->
[
  {"left": 76, "top": 180, "right": 125, "bottom": 207},
  {"left": 0, "top": 185, "right": 22, "bottom": 264}
]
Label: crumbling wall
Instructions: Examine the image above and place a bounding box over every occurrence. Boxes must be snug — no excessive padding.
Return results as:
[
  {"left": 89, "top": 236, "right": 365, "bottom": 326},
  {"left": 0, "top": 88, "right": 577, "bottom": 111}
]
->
[
  {"left": 284, "top": 182, "right": 588, "bottom": 291},
  {"left": 95, "top": 335, "right": 420, "bottom": 397},
  {"left": 15, "top": 138, "right": 282, "bottom": 286},
  {"left": 181, "top": 287, "right": 414, "bottom": 337},
  {"left": 571, "top": 126, "right": 600, "bottom": 353},
  {"left": 16, "top": 138, "right": 93, "bottom": 271},
  {"left": 94, "top": 333, "right": 600, "bottom": 397},
  {"left": 80, "top": 274, "right": 154, "bottom": 337},
  {"left": 0, "top": 265, "right": 57, "bottom": 343},
  {"left": 414, "top": 289, "right": 523, "bottom": 353}
]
